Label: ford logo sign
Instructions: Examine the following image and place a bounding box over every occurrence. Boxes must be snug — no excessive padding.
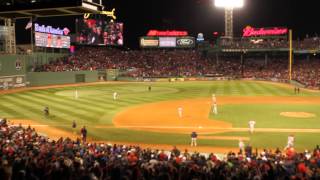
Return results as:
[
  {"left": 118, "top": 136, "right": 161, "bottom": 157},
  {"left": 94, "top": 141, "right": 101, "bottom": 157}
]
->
[{"left": 177, "top": 39, "right": 194, "bottom": 46}]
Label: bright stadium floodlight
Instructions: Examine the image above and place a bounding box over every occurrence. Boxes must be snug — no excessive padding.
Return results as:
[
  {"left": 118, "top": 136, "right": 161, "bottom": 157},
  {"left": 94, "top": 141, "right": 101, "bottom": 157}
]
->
[
  {"left": 215, "top": 0, "right": 244, "bottom": 38},
  {"left": 215, "top": 0, "right": 244, "bottom": 8}
]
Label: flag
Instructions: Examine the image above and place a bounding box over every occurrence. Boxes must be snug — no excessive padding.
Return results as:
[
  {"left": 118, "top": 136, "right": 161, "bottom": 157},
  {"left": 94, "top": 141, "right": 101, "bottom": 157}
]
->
[{"left": 25, "top": 21, "right": 32, "bottom": 30}]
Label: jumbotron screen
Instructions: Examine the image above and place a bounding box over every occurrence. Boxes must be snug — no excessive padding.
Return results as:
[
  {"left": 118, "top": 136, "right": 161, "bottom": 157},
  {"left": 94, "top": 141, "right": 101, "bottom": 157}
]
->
[
  {"left": 76, "top": 19, "right": 123, "bottom": 46},
  {"left": 35, "top": 32, "right": 70, "bottom": 48}
]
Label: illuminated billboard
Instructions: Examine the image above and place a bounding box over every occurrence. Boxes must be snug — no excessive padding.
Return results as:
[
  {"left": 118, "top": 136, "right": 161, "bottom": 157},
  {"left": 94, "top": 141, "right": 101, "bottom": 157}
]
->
[
  {"left": 176, "top": 37, "right": 195, "bottom": 47},
  {"left": 243, "top": 26, "right": 288, "bottom": 37},
  {"left": 35, "top": 32, "right": 70, "bottom": 48},
  {"left": 147, "top": 30, "right": 188, "bottom": 36},
  {"left": 140, "top": 37, "right": 159, "bottom": 47},
  {"left": 140, "top": 36, "right": 195, "bottom": 48},
  {"left": 159, "top": 37, "right": 176, "bottom": 47},
  {"left": 76, "top": 18, "right": 123, "bottom": 46},
  {"left": 34, "top": 23, "right": 70, "bottom": 36}
]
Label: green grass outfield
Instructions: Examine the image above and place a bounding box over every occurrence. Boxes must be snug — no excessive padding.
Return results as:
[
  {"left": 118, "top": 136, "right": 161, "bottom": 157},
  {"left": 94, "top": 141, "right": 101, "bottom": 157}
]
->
[{"left": 1, "top": 80, "right": 320, "bottom": 151}]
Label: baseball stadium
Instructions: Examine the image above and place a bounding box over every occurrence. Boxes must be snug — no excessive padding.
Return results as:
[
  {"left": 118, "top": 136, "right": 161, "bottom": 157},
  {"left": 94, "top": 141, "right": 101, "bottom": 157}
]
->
[{"left": 1, "top": 0, "right": 320, "bottom": 179}]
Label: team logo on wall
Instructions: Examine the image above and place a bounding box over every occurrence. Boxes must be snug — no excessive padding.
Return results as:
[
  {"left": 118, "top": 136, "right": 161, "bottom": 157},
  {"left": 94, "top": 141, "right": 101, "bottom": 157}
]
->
[{"left": 15, "top": 59, "right": 22, "bottom": 71}]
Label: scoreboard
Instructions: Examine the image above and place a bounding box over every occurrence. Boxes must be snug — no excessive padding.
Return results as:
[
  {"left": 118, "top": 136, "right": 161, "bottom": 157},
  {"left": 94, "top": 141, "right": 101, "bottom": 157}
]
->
[{"left": 35, "top": 32, "right": 70, "bottom": 48}]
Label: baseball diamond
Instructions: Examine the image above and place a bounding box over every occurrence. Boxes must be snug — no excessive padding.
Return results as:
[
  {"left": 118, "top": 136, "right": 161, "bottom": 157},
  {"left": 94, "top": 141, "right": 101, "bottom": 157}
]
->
[{"left": 1, "top": 80, "right": 320, "bottom": 152}]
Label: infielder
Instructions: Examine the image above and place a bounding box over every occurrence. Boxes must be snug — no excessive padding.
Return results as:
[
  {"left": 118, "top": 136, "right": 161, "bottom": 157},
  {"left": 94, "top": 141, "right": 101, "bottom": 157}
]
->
[
  {"left": 113, "top": 92, "right": 118, "bottom": 100},
  {"left": 178, "top": 107, "right": 183, "bottom": 118},
  {"left": 248, "top": 120, "right": 256, "bottom": 134}
]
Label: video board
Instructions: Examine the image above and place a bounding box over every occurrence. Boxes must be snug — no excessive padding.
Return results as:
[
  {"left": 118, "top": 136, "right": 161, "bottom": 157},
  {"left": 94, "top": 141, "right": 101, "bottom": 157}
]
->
[
  {"left": 140, "top": 36, "right": 195, "bottom": 48},
  {"left": 35, "top": 32, "right": 70, "bottom": 48},
  {"left": 76, "top": 18, "right": 123, "bottom": 46}
]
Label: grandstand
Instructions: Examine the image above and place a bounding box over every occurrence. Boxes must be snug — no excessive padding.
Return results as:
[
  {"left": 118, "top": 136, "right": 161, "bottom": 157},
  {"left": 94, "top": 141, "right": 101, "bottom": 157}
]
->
[{"left": 1, "top": 0, "right": 320, "bottom": 179}]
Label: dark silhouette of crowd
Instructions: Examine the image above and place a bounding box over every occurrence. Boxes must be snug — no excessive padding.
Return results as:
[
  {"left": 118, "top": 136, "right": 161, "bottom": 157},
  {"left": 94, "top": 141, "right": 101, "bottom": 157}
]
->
[{"left": 1, "top": 118, "right": 320, "bottom": 180}]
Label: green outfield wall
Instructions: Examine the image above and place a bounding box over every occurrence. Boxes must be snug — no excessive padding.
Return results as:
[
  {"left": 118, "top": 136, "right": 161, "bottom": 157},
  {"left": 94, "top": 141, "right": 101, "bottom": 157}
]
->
[
  {"left": 26, "top": 71, "right": 99, "bottom": 86},
  {"left": 0, "top": 54, "right": 27, "bottom": 89},
  {"left": 0, "top": 54, "right": 27, "bottom": 76}
]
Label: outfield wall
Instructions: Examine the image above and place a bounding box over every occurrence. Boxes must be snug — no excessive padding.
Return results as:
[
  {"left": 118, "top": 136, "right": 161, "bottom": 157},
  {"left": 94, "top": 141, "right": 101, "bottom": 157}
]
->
[
  {"left": 0, "top": 54, "right": 27, "bottom": 89},
  {"left": 26, "top": 71, "right": 99, "bottom": 86}
]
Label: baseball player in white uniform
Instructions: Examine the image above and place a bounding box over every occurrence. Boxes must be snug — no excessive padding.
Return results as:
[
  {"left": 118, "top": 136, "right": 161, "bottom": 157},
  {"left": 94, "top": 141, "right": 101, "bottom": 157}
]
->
[
  {"left": 212, "top": 102, "right": 218, "bottom": 115},
  {"left": 113, "top": 92, "right": 118, "bottom": 100},
  {"left": 285, "top": 134, "right": 295, "bottom": 149},
  {"left": 178, "top": 107, "right": 183, "bottom": 118},
  {"left": 239, "top": 139, "right": 245, "bottom": 153},
  {"left": 248, "top": 120, "right": 256, "bottom": 134},
  {"left": 212, "top": 94, "right": 217, "bottom": 104},
  {"left": 75, "top": 89, "right": 79, "bottom": 99}
]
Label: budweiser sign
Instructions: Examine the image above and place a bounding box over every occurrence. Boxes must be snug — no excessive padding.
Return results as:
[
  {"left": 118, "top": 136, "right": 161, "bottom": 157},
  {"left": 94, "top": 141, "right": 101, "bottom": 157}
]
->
[
  {"left": 243, "top": 26, "right": 288, "bottom": 37},
  {"left": 147, "top": 30, "right": 188, "bottom": 36}
]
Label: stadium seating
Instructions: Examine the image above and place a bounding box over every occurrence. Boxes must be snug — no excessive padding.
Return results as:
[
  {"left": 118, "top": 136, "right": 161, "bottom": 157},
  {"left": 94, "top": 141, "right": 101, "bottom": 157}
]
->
[
  {"left": 34, "top": 45, "right": 320, "bottom": 89},
  {"left": 1, "top": 119, "right": 320, "bottom": 179}
]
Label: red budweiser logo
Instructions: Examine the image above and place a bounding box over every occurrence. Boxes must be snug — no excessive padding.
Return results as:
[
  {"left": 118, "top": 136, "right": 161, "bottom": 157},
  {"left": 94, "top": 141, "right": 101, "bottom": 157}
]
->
[{"left": 243, "top": 26, "right": 288, "bottom": 37}]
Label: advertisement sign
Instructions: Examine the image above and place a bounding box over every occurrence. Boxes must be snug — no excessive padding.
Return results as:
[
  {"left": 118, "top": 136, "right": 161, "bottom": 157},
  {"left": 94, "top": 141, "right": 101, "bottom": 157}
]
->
[
  {"left": 0, "top": 75, "right": 26, "bottom": 90},
  {"left": 159, "top": 37, "right": 176, "bottom": 47},
  {"left": 147, "top": 30, "right": 188, "bottom": 36},
  {"left": 35, "top": 32, "right": 70, "bottom": 48},
  {"left": 34, "top": 23, "right": 70, "bottom": 36},
  {"left": 243, "top": 26, "right": 288, "bottom": 37},
  {"left": 140, "top": 36, "right": 194, "bottom": 48},
  {"left": 176, "top": 37, "right": 195, "bottom": 48},
  {"left": 140, "top": 37, "right": 159, "bottom": 47}
]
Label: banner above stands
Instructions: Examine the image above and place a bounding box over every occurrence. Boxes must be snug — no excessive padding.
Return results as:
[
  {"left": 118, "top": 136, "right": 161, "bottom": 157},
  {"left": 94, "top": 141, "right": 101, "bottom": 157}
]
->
[
  {"left": 147, "top": 30, "right": 188, "bottom": 37},
  {"left": 242, "top": 26, "right": 288, "bottom": 37},
  {"left": 140, "top": 36, "right": 195, "bottom": 48}
]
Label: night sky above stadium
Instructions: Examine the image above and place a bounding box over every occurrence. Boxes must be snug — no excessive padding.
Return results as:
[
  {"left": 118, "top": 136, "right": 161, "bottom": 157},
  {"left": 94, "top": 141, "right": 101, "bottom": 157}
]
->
[{"left": 14, "top": 0, "right": 318, "bottom": 49}]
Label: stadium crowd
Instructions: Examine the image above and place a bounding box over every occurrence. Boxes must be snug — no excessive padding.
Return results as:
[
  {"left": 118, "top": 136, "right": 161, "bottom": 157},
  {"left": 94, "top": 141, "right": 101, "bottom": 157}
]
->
[
  {"left": 1, "top": 118, "right": 320, "bottom": 180},
  {"left": 33, "top": 48, "right": 217, "bottom": 77},
  {"left": 33, "top": 39, "right": 320, "bottom": 89}
]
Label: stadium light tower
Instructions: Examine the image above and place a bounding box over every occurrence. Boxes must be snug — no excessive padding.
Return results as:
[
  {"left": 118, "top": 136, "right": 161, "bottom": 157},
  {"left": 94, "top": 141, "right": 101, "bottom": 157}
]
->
[{"left": 215, "top": 0, "right": 244, "bottom": 39}]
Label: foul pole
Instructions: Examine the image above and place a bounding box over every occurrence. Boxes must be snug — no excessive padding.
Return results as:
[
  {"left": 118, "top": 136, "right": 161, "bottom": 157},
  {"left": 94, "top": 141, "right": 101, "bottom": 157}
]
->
[{"left": 289, "top": 29, "right": 293, "bottom": 81}]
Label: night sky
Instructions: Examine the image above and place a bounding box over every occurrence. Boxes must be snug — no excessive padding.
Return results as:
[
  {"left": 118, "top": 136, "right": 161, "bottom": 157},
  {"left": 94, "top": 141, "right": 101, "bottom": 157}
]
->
[{"left": 14, "top": 0, "right": 319, "bottom": 48}]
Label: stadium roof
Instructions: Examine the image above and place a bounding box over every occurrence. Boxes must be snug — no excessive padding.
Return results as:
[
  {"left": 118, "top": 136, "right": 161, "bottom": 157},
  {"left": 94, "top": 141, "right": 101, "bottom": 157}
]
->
[{"left": 0, "top": 0, "right": 103, "bottom": 19}]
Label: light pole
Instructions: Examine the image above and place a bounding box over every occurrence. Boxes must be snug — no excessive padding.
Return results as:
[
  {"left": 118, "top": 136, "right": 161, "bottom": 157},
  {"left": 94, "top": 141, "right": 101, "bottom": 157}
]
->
[{"left": 215, "top": 0, "right": 244, "bottom": 39}]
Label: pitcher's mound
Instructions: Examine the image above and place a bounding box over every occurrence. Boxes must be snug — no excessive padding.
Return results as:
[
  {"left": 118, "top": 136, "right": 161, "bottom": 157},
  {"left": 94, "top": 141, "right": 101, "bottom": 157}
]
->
[{"left": 280, "top": 112, "right": 316, "bottom": 118}]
